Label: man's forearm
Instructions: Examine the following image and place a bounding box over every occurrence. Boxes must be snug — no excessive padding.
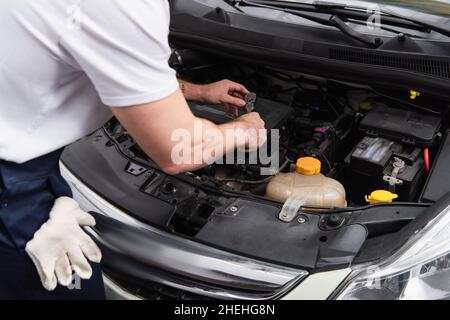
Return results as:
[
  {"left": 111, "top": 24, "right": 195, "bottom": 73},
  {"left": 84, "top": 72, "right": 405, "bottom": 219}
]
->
[
  {"left": 111, "top": 89, "right": 265, "bottom": 176},
  {"left": 178, "top": 79, "right": 205, "bottom": 103},
  {"left": 167, "top": 117, "right": 251, "bottom": 174}
]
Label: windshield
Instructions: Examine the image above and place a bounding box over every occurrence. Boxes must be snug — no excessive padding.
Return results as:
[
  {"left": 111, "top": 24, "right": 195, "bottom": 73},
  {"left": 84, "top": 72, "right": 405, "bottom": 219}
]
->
[
  {"left": 369, "top": 0, "right": 450, "bottom": 16},
  {"left": 282, "top": 0, "right": 450, "bottom": 17}
]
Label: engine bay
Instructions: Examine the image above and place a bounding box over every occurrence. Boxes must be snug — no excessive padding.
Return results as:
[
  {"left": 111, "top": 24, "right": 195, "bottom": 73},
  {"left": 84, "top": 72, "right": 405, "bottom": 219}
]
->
[
  {"left": 101, "top": 49, "right": 450, "bottom": 236},
  {"left": 170, "top": 50, "right": 445, "bottom": 206}
]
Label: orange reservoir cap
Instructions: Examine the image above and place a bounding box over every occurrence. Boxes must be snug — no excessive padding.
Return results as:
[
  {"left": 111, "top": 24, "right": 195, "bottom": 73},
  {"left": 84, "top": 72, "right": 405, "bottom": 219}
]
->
[{"left": 296, "top": 157, "right": 322, "bottom": 176}]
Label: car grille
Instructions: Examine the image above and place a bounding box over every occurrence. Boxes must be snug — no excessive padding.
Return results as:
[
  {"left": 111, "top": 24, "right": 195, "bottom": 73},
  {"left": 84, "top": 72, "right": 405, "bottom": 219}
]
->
[{"left": 105, "top": 269, "right": 212, "bottom": 300}]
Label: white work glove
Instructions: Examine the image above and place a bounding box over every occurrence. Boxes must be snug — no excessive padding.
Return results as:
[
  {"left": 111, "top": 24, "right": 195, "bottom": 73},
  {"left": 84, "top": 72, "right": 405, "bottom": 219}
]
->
[{"left": 25, "top": 197, "right": 102, "bottom": 291}]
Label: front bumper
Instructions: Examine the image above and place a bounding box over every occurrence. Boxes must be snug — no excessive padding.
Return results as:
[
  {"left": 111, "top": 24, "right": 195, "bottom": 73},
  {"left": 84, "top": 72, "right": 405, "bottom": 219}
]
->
[{"left": 61, "top": 163, "right": 345, "bottom": 300}]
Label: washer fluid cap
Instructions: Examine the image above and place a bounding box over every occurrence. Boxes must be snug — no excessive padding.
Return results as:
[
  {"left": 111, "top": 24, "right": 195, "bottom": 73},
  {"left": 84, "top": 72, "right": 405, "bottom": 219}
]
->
[
  {"left": 296, "top": 157, "right": 321, "bottom": 176},
  {"left": 366, "top": 190, "right": 398, "bottom": 204}
]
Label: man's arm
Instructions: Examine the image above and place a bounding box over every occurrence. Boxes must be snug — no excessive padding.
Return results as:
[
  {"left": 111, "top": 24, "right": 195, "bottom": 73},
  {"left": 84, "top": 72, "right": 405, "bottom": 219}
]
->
[{"left": 111, "top": 89, "right": 266, "bottom": 175}]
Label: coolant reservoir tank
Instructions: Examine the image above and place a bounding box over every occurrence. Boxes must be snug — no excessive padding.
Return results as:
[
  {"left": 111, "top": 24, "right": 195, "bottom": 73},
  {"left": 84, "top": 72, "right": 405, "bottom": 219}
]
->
[{"left": 266, "top": 157, "right": 347, "bottom": 208}]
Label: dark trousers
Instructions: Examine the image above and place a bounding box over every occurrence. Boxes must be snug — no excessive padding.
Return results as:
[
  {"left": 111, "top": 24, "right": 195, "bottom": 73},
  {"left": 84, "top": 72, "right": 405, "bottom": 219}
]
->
[{"left": 0, "top": 150, "right": 105, "bottom": 300}]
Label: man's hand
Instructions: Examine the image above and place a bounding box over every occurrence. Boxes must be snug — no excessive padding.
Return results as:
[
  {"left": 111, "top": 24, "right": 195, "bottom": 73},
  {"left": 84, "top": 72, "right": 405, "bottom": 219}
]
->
[
  {"left": 180, "top": 79, "right": 250, "bottom": 116},
  {"left": 232, "top": 112, "right": 267, "bottom": 151},
  {"left": 201, "top": 80, "right": 250, "bottom": 116}
]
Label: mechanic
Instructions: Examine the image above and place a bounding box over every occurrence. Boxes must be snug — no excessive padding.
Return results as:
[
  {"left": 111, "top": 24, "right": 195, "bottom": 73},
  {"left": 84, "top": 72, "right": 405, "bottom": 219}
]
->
[{"left": 0, "top": 0, "right": 266, "bottom": 300}]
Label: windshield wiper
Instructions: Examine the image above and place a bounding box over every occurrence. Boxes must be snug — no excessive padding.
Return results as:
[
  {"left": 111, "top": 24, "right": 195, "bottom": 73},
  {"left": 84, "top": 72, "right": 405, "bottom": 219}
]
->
[
  {"left": 222, "top": 0, "right": 245, "bottom": 12},
  {"left": 235, "top": 0, "right": 450, "bottom": 38},
  {"left": 226, "top": 0, "right": 383, "bottom": 47},
  {"left": 313, "top": 0, "right": 450, "bottom": 38}
]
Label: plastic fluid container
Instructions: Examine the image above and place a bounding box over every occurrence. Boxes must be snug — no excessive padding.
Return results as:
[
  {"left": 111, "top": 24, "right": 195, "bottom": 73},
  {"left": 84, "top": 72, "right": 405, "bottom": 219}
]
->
[{"left": 266, "top": 157, "right": 347, "bottom": 208}]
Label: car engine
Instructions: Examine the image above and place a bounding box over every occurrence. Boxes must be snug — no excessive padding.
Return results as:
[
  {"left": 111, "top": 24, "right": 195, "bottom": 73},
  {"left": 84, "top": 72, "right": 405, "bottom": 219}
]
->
[{"left": 106, "top": 50, "right": 445, "bottom": 210}]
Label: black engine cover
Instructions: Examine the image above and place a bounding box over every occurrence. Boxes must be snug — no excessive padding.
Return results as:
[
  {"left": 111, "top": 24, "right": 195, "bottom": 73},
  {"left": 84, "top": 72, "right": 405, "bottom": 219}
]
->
[{"left": 188, "top": 97, "right": 293, "bottom": 130}]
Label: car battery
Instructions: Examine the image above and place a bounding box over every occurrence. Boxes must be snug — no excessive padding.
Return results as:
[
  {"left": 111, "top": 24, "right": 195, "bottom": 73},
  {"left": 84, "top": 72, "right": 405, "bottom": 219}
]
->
[
  {"left": 359, "top": 105, "right": 441, "bottom": 147},
  {"left": 341, "top": 106, "right": 441, "bottom": 204},
  {"left": 344, "top": 136, "right": 426, "bottom": 203}
]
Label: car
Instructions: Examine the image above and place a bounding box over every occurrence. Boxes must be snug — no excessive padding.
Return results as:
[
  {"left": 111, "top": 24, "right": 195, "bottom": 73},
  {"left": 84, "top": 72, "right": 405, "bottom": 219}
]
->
[{"left": 60, "top": 0, "right": 450, "bottom": 300}]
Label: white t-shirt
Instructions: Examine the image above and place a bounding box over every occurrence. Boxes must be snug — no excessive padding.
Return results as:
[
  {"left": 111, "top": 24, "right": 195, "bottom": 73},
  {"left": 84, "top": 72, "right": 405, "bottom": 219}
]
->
[{"left": 0, "top": 0, "right": 178, "bottom": 163}]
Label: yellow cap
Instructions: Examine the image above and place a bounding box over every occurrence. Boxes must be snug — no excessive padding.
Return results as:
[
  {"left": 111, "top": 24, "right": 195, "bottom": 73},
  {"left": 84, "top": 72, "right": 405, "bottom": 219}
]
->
[
  {"left": 410, "top": 90, "right": 421, "bottom": 100},
  {"left": 296, "top": 157, "right": 322, "bottom": 176},
  {"left": 365, "top": 190, "right": 398, "bottom": 204}
]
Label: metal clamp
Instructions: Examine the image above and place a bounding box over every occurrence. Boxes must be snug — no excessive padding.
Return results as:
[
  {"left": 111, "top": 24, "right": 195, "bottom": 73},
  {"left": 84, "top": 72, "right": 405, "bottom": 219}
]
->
[{"left": 383, "top": 157, "right": 405, "bottom": 193}]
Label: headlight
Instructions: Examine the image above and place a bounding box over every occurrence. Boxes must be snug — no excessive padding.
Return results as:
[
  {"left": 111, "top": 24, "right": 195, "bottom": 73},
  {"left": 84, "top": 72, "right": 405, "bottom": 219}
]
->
[{"left": 335, "top": 204, "right": 450, "bottom": 300}]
